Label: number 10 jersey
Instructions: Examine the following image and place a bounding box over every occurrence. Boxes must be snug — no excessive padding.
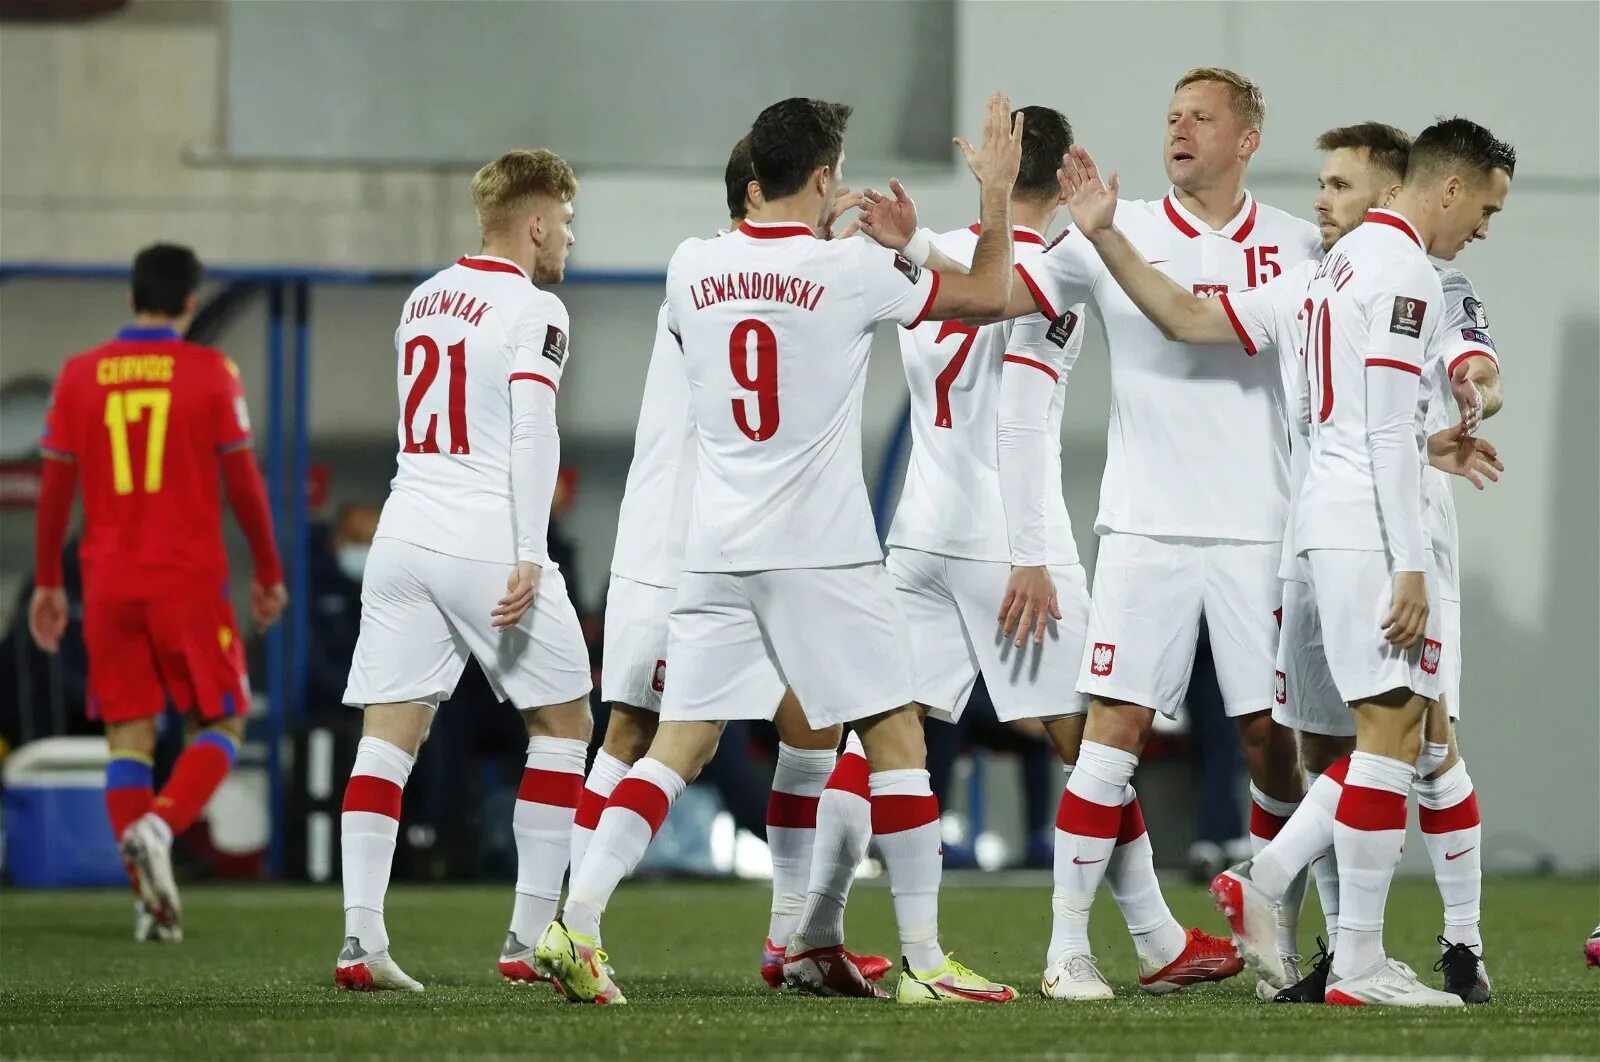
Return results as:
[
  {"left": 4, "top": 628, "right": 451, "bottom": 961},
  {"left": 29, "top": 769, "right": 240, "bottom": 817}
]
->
[
  {"left": 665, "top": 221, "right": 938, "bottom": 573},
  {"left": 378, "top": 254, "right": 571, "bottom": 566}
]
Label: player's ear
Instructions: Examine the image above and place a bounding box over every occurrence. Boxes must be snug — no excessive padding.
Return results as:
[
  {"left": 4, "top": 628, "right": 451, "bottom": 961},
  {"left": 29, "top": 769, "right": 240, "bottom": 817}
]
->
[
  {"left": 1441, "top": 174, "right": 1461, "bottom": 208},
  {"left": 1239, "top": 127, "right": 1261, "bottom": 160},
  {"left": 183, "top": 291, "right": 199, "bottom": 320}
]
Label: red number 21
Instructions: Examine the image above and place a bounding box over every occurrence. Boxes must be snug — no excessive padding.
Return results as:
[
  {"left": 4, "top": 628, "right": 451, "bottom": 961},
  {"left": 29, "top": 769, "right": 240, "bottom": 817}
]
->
[
  {"left": 729, "top": 318, "right": 780, "bottom": 442},
  {"left": 932, "top": 320, "right": 979, "bottom": 428},
  {"left": 402, "top": 335, "right": 471, "bottom": 454}
]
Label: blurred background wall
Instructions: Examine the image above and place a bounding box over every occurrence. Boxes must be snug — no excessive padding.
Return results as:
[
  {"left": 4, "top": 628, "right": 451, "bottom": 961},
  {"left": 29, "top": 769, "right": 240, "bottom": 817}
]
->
[{"left": 1, "top": 0, "right": 1595, "bottom": 871}]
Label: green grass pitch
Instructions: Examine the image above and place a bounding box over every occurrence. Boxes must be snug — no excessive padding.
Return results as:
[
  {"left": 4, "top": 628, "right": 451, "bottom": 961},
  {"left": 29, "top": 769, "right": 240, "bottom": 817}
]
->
[{"left": 2, "top": 876, "right": 1595, "bottom": 1059}]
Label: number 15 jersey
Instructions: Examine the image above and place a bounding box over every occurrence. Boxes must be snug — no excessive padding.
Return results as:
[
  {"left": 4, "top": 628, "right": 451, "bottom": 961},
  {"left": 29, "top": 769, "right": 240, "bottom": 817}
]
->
[
  {"left": 665, "top": 221, "right": 939, "bottom": 572},
  {"left": 377, "top": 254, "right": 572, "bottom": 566}
]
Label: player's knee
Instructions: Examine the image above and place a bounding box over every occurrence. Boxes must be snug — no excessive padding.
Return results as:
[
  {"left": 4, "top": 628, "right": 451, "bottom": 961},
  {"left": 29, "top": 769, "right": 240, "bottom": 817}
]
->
[
  {"left": 601, "top": 705, "right": 657, "bottom": 763},
  {"left": 105, "top": 718, "right": 159, "bottom": 759},
  {"left": 1083, "top": 699, "right": 1152, "bottom": 756},
  {"left": 649, "top": 719, "right": 723, "bottom": 781},
  {"left": 1043, "top": 714, "right": 1085, "bottom": 765},
  {"left": 203, "top": 716, "right": 248, "bottom": 744},
  {"left": 360, "top": 701, "right": 435, "bottom": 757},
  {"left": 525, "top": 696, "right": 593, "bottom": 743},
  {"left": 1299, "top": 732, "right": 1356, "bottom": 776},
  {"left": 856, "top": 705, "right": 926, "bottom": 771}
]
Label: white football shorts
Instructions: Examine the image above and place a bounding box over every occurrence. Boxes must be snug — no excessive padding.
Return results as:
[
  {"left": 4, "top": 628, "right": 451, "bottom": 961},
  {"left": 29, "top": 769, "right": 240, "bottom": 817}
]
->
[
  {"left": 1077, "top": 533, "right": 1282, "bottom": 719},
  {"left": 659, "top": 563, "right": 914, "bottom": 729},
  {"left": 1271, "top": 568, "right": 1353, "bottom": 738},
  {"left": 600, "top": 573, "right": 673, "bottom": 712},
  {"left": 886, "top": 547, "right": 1088, "bottom": 723},
  {"left": 1304, "top": 548, "right": 1445, "bottom": 705},
  {"left": 343, "top": 537, "right": 592, "bottom": 710},
  {"left": 1439, "top": 594, "right": 1462, "bottom": 721}
]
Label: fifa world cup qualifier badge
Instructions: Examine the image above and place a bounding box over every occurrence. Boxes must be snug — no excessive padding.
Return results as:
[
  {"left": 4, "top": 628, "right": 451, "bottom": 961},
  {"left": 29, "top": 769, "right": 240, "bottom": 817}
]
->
[
  {"left": 542, "top": 324, "right": 568, "bottom": 367},
  {"left": 1047, "top": 311, "right": 1080, "bottom": 348},
  {"left": 1389, "top": 296, "right": 1426, "bottom": 338},
  {"left": 893, "top": 253, "right": 922, "bottom": 285}
]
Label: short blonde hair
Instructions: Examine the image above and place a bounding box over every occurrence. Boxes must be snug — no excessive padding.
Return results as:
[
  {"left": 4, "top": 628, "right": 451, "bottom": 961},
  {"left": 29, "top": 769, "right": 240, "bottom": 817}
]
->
[
  {"left": 471, "top": 149, "right": 578, "bottom": 239},
  {"left": 1173, "top": 67, "right": 1265, "bottom": 130}
]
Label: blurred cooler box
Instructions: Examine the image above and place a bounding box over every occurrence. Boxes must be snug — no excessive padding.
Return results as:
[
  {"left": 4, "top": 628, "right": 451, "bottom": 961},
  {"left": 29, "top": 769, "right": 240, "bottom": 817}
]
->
[{"left": 3, "top": 736, "right": 124, "bottom": 887}]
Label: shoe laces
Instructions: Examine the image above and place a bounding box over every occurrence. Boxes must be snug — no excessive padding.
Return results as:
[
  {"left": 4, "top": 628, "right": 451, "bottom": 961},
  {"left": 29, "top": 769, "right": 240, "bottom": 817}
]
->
[
  {"left": 1305, "top": 936, "right": 1331, "bottom": 971},
  {"left": 1432, "top": 935, "right": 1480, "bottom": 976},
  {"left": 1065, "top": 954, "right": 1106, "bottom": 981},
  {"left": 940, "top": 954, "right": 985, "bottom": 982},
  {"left": 1386, "top": 958, "right": 1420, "bottom": 982}
]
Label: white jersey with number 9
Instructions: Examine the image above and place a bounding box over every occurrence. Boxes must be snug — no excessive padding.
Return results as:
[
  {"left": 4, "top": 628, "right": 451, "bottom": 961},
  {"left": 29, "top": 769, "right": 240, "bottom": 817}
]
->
[{"left": 665, "top": 221, "right": 938, "bottom": 573}]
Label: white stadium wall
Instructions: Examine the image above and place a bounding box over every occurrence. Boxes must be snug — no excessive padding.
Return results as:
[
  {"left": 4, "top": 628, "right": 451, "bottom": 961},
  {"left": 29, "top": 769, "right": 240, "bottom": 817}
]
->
[{"left": 0, "top": 1, "right": 1595, "bottom": 870}]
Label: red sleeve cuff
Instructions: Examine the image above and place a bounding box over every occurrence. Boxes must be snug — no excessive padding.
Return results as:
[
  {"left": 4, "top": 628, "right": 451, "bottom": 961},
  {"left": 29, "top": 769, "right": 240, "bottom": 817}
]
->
[
  {"left": 1218, "top": 293, "right": 1257, "bottom": 356},
  {"left": 1365, "top": 357, "right": 1422, "bottom": 376},
  {"left": 509, "top": 372, "right": 559, "bottom": 394},
  {"left": 907, "top": 270, "right": 942, "bottom": 329},
  {"left": 1447, "top": 349, "right": 1498, "bottom": 378},
  {"left": 1002, "top": 353, "right": 1061, "bottom": 383}
]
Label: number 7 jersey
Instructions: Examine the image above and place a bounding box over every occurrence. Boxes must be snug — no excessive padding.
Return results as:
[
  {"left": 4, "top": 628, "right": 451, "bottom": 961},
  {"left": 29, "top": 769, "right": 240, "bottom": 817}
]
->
[
  {"left": 665, "top": 221, "right": 939, "bottom": 572},
  {"left": 378, "top": 254, "right": 571, "bottom": 565}
]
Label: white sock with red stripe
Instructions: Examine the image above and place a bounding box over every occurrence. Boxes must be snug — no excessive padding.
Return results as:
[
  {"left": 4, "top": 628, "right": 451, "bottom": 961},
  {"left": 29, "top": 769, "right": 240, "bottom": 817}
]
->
[
  {"left": 1049, "top": 742, "right": 1137, "bottom": 961},
  {"left": 1252, "top": 757, "right": 1346, "bottom": 899},
  {"left": 870, "top": 767, "right": 944, "bottom": 971},
  {"left": 795, "top": 732, "right": 871, "bottom": 949},
  {"left": 508, "top": 736, "right": 587, "bottom": 946},
  {"left": 340, "top": 737, "right": 415, "bottom": 954},
  {"left": 1250, "top": 784, "right": 1308, "bottom": 957},
  {"left": 766, "top": 743, "right": 836, "bottom": 945},
  {"left": 1101, "top": 779, "right": 1186, "bottom": 968},
  {"left": 570, "top": 749, "right": 630, "bottom": 883},
  {"left": 1330, "top": 752, "right": 1412, "bottom": 979},
  {"left": 1415, "top": 758, "right": 1483, "bottom": 953},
  {"left": 1303, "top": 764, "right": 1347, "bottom": 952},
  {"left": 563, "top": 757, "right": 685, "bottom": 940}
]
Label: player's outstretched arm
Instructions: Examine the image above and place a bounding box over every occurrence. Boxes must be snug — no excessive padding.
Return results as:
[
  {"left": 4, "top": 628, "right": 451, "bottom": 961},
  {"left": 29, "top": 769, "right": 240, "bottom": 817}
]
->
[
  {"left": 1061, "top": 145, "right": 1235, "bottom": 346},
  {"left": 995, "top": 325, "right": 1064, "bottom": 646},
  {"left": 922, "top": 92, "right": 1022, "bottom": 322}
]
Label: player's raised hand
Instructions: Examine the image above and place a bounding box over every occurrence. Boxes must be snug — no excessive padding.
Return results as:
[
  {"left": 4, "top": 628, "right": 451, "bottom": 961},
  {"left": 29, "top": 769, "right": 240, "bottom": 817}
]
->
[
  {"left": 492, "top": 561, "right": 541, "bottom": 632},
  {"left": 1060, "top": 145, "right": 1119, "bottom": 237},
  {"left": 28, "top": 586, "right": 67, "bottom": 653},
  {"left": 857, "top": 179, "right": 920, "bottom": 250},
  {"left": 1381, "top": 571, "right": 1429, "bottom": 648},
  {"left": 252, "top": 582, "right": 289, "bottom": 629},
  {"left": 998, "top": 564, "right": 1062, "bottom": 648},
  {"left": 955, "top": 91, "right": 1023, "bottom": 192},
  {"left": 1427, "top": 424, "right": 1504, "bottom": 490},
  {"left": 1451, "top": 364, "right": 1484, "bottom": 433},
  {"left": 820, "top": 186, "right": 867, "bottom": 240}
]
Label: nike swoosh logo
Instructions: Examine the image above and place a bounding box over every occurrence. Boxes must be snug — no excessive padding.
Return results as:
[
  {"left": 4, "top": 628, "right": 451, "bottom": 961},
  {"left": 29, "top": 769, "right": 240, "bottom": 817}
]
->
[
  {"left": 935, "top": 982, "right": 1014, "bottom": 1003},
  {"left": 1043, "top": 976, "right": 1060, "bottom": 991},
  {"left": 1445, "top": 847, "right": 1475, "bottom": 861},
  {"left": 1072, "top": 856, "right": 1106, "bottom": 865}
]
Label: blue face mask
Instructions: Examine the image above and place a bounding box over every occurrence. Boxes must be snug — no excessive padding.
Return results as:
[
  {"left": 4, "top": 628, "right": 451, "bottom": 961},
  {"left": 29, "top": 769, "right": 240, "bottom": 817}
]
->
[{"left": 337, "top": 544, "right": 370, "bottom": 583}]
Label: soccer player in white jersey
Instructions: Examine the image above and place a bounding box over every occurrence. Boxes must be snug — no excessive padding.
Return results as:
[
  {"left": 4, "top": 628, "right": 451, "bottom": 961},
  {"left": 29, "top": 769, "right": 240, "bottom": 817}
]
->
[
  {"left": 589, "top": 135, "right": 890, "bottom": 993},
  {"left": 535, "top": 93, "right": 1026, "bottom": 1006},
  {"left": 1052, "top": 125, "right": 1505, "bottom": 1003},
  {"left": 1211, "top": 117, "right": 1515, "bottom": 1007},
  {"left": 333, "top": 150, "right": 593, "bottom": 992},
  {"left": 878, "top": 68, "right": 1317, "bottom": 995}
]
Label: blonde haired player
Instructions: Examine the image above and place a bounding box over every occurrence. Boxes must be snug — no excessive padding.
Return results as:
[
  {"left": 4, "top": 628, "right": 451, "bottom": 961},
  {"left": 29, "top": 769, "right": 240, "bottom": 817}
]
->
[{"left": 334, "top": 149, "right": 594, "bottom": 992}]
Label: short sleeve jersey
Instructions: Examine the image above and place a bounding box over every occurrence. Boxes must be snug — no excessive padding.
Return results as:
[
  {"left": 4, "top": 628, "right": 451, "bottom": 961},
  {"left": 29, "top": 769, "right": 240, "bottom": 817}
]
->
[
  {"left": 1292, "top": 210, "right": 1445, "bottom": 559},
  {"left": 1016, "top": 191, "right": 1322, "bottom": 541},
  {"left": 40, "top": 326, "right": 254, "bottom": 600},
  {"left": 609, "top": 299, "right": 699, "bottom": 588},
  {"left": 666, "top": 221, "right": 938, "bottom": 572},
  {"left": 1423, "top": 267, "right": 1500, "bottom": 602},
  {"left": 887, "top": 224, "right": 1085, "bottom": 565},
  {"left": 376, "top": 255, "right": 571, "bottom": 566}
]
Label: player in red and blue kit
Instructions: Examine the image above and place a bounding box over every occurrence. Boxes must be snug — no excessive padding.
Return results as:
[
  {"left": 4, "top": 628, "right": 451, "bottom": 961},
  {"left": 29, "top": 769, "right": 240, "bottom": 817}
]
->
[{"left": 30, "top": 243, "right": 286, "bottom": 942}]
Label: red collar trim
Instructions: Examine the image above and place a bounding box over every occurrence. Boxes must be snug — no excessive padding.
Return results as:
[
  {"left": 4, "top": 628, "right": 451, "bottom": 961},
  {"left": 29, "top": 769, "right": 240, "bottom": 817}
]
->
[
  {"left": 967, "top": 223, "right": 1049, "bottom": 246},
  {"left": 1364, "top": 209, "right": 1423, "bottom": 248},
  {"left": 1163, "top": 194, "right": 1257, "bottom": 242},
  {"left": 738, "top": 220, "right": 816, "bottom": 240},
  {"left": 457, "top": 256, "right": 528, "bottom": 278}
]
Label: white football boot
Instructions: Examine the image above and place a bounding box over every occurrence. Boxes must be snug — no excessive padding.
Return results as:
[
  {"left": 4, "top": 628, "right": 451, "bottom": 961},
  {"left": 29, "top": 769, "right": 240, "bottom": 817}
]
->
[
  {"left": 1040, "top": 954, "right": 1114, "bottom": 1000},
  {"left": 121, "top": 815, "right": 182, "bottom": 936},
  {"left": 1210, "top": 860, "right": 1286, "bottom": 987},
  {"left": 334, "top": 936, "right": 424, "bottom": 992},
  {"left": 1326, "top": 958, "right": 1466, "bottom": 1008}
]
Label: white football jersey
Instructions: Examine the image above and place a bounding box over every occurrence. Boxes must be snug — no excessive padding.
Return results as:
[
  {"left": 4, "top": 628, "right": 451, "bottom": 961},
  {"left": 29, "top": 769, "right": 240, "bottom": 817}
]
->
[
  {"left": 1423, "top": 267, "right": 1500, "bottom": 602},
  {"left": 609, "top": 300, "right": 697, "bottom": 589},
  {"left": 1017, "top": 190, "right": 1322, "bottom": 541},
  {"left": 1293, "top": 210, "right": 1445, "bottom": 568},
  {"left": 1220, "top": 258, "right": 1319, "bottom": 580},
  {"left": 375, "top": 255, "right": 570, "bottom": 566},
  {"left": 666, "top": 220, "right": 938, "bottom": 572},
  {"left": 887, "top": 224, "right": 1084, "bottom": 565}
]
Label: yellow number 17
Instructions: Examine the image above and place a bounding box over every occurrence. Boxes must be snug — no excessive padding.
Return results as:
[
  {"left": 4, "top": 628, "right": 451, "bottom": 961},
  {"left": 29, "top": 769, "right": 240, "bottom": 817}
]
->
[{"left": 103, "top": 388, "right": 172, "bottom": 495}]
